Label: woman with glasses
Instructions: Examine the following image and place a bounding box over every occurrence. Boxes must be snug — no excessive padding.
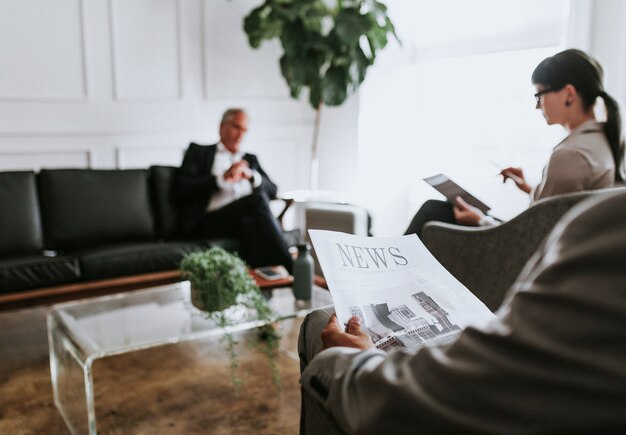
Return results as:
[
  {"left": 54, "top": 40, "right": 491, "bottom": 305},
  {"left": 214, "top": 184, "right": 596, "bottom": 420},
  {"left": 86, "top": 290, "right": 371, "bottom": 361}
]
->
[{"left": 405, "top": 48, "right": 624, "bottom": 236}]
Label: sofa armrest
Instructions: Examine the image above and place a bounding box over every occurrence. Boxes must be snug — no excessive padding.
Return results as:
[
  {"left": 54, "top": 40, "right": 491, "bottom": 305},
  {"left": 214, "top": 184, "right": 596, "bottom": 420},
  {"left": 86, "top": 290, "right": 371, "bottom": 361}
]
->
[{"left": 271, "top": 197, "right": 294, "bottom": 228}]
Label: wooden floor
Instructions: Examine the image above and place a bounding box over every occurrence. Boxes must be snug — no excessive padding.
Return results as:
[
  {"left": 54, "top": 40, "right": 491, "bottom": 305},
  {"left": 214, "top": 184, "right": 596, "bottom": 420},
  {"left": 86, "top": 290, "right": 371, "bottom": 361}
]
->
[{"left": 0, "top": 304, "right": 304, "bottom": 434}]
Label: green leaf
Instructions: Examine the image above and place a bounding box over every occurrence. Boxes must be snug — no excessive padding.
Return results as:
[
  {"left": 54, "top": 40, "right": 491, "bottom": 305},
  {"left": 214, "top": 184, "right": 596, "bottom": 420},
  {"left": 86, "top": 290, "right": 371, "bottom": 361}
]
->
[
  {"left": 279, "top": 21, "right": 306, "bottom": 55},
  {"left": 334, "top": 9, "right": 372, "bottom": 45},
  {"left": 243, "top": 4, "right": 285, "bottom": 48},
  {"left": 280, "top": 55, "right": 303, "bottom": 98},
  {"left": 372, "top": 0, "right": 388, "bottom": 14},
  {"left": 309, "top": 80, "right": 322, "bottom": 108},
  {"left": 299, "top": 1, "right": 328, "bottom": 32},
  {"left": 271, "top": 3, "right": 298, "bottom": 21},
  {"left": 385, "top": 17, "right": 400, "bottom": 45},
  {"left": 367, "top": 25, "right": 389, "bottom": 51},
  {"left": 350, "top": 46, "right": 370, "bottom": 84},
  {"left": 321, "top": 66, "right": 348, "bottom": 106},
  {"left": 333, "top": 54, "right": 352, "bottom": 68},
  {"left": 243, "top": 6, "right": 265, "bottom": 48}
]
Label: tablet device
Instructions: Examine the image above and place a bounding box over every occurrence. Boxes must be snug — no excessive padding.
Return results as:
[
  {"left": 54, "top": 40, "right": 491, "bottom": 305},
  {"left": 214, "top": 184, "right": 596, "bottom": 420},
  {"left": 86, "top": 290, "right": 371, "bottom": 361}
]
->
[{"left": 423, "top": 174, "right": 491, "bottom": 213}]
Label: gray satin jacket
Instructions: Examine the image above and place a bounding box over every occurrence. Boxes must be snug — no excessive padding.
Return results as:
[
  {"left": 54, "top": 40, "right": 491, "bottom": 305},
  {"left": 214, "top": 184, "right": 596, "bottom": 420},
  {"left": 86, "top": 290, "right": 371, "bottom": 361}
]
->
[
  {"left": 301, "top": 190, "right": 626, "bottom": 434},
  {"left": 533, "top": 120, "right": 614, "bottom": 202}
]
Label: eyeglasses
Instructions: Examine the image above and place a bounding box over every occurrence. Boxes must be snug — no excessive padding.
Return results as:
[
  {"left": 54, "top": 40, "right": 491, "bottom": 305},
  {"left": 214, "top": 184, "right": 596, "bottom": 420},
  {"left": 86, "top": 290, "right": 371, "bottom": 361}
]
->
[{"left": 534, "top": 87, "right": 563, "bottom": 105}]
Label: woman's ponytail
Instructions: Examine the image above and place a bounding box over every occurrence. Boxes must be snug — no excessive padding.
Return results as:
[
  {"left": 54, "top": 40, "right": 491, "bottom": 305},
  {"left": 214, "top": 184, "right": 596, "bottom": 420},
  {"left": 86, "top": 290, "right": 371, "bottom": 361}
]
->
[{"left": 601, "top": 91, "right": 625, "bottom": 182}]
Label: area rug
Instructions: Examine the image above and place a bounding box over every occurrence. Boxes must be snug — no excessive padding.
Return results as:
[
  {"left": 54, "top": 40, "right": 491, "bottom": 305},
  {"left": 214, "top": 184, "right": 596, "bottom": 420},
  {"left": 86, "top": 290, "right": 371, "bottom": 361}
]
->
[{"left": 0, "top": 307, "right": 303, "bottom": 434}]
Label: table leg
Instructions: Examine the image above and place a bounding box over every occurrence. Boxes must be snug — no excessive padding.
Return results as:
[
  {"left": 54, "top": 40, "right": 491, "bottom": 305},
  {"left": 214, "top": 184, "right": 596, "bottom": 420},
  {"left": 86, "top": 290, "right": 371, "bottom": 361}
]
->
[{"left": 48, "top": 314, "right": 97, "bottom": 434}]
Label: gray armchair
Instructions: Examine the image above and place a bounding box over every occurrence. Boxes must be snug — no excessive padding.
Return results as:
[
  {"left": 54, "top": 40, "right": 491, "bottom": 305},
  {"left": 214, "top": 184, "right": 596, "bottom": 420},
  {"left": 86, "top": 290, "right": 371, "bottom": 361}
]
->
[{"left": 421, "top": 187, "right": 625, "bottom": 311}]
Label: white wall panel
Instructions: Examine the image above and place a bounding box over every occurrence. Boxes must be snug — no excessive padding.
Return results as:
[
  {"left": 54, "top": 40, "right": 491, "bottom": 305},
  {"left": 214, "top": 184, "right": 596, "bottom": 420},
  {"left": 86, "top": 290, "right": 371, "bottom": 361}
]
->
[
  {"left": 110, "top": 0, "right": 181, "bottom": 100},
  {"left": 0, "top": 149, "right": 91, "bottom": 171},
  {"left": 589, "top": 0, "right": 626, "bottom": 116},
  {"left": 81, "top": 0, "right": 115, "bottom": 100},
  {"left": 0, "top": 0, "right": 86, "bottom": 100},
  {"left": 250, "top": 137, "right": 303, "bottom": 195},
  {"left": 116, "top": 144, "right": 187, "bottom": 168},
  {"left": 202, "top": 0, "right": 289, "bottom": 99}
]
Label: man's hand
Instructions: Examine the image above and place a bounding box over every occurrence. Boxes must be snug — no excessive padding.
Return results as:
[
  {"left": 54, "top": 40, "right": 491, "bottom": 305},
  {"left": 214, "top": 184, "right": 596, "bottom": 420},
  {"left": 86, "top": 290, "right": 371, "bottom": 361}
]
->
[
  {"left": 321, "top": 314, "right": 374, "bottom": 351},
  {"left": 223, "top": 160, "right": 252, "bottom": 182},
  {"left": 453, "top": 196, "right": 484, "bottom": 226}
]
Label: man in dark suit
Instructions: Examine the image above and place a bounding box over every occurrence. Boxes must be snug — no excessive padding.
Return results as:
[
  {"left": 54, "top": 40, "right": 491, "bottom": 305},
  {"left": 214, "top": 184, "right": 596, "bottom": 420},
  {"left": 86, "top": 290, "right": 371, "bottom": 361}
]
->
[{"left": 176, "top": 108, "right": 293, "bottom": 271}]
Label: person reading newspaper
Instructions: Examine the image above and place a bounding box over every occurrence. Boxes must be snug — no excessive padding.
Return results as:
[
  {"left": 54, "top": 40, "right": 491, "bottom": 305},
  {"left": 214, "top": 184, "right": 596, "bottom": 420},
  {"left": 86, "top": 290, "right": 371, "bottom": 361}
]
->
[{"left": 299, "top": 190, "right": 626, "bottom": 434}]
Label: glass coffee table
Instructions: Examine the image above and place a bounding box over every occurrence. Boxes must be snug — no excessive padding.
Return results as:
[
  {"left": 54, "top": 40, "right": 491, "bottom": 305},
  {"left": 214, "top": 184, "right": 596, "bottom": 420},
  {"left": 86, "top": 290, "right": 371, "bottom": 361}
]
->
[{"left": 47, "top": 281, "right": 331, "bottom": 435}]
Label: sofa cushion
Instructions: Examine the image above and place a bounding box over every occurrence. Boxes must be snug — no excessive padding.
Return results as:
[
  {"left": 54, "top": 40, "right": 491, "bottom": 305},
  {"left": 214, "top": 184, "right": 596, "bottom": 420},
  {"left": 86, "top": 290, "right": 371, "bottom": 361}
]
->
[
  {"left": 0, "top": 171, "right": 44, "bottom": 256},
  {"left": 150, "top": 166, "right": 181, "bottom": 239},
  {"left": 77, "top": 241, "right": 208, "bottom": 281},
  {"left": 0, "top": 255, "right": 80, "bottom": 294},
  {"left": 38, "top": 169, "right": 156, "bottom": 250}
]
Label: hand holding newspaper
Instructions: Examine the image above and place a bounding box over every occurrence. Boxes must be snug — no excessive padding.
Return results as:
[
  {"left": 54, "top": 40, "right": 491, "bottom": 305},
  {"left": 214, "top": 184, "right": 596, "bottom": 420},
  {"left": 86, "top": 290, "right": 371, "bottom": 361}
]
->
[{"left": 309, "top": 230, "right": 496, "bottom": 352}]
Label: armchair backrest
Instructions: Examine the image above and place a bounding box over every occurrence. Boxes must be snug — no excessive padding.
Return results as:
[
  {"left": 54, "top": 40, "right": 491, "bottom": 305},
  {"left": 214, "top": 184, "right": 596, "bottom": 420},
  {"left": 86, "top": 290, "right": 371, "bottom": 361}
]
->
[{"left": 422, "top": 187, "right": 626, "bottom": 311}]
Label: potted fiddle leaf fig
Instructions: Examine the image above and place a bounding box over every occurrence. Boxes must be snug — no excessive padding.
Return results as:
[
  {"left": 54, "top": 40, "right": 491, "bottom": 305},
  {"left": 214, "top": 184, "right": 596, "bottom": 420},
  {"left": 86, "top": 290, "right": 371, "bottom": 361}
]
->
[
  {"left": 244, "top": 0, "right": 398, "bottom": 188},
  {"left": 180, "top": 247, "right": 280, "bottom": 390}
]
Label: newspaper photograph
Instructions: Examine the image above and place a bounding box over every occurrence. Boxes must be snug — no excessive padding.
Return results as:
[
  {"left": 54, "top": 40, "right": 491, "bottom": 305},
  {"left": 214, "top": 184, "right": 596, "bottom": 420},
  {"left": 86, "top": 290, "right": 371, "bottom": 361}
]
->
[{"left": 308, "top": 230, "right": 496, "bottom": 352}]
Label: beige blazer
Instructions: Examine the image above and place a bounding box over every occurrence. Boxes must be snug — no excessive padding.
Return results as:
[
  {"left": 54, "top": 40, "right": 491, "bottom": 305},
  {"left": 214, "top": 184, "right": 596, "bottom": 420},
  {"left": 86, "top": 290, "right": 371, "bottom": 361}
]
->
[
  {"left": 301, "top": 190, "right": 626, "bottom": 434},
  {"left": 533, "top": 120, "right": 614, "bottom": 202}
]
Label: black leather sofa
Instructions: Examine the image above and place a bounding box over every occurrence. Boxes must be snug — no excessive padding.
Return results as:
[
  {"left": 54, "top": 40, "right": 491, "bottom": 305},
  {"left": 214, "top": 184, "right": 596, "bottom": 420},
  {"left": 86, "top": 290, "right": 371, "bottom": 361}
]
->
[{"left": 0, "top": 166, "right": 238, "bottom": 309}]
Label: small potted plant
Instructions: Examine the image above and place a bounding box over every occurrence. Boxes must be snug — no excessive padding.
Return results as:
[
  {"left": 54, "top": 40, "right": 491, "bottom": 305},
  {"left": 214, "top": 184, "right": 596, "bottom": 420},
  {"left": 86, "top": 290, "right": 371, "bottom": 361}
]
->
[{"left": 180, "top": 247, "right": 281, "bottom": 390}]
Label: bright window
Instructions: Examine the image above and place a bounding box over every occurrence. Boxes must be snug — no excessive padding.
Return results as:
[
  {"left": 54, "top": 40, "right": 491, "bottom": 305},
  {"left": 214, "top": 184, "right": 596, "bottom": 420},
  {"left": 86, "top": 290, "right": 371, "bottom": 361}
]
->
[{"left": 358, "top": 0, "right": 572, "bottom": 235}]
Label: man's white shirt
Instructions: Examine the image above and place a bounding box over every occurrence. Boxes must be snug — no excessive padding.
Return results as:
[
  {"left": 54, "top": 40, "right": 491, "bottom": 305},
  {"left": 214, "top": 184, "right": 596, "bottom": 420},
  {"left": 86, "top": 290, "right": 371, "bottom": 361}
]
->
[{"left": 207, "top": 142, "right": 262, "bottom": 212}]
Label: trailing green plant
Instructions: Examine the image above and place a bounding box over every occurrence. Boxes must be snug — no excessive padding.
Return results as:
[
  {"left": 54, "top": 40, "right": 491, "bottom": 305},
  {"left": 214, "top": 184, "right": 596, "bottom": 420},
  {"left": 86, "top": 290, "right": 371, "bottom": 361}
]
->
[
  {"left": 243, "top": 0, "right": 398, "bottom": 188},
  {"left": 180, "top": 247, "right": 281, "bottom": 391}
]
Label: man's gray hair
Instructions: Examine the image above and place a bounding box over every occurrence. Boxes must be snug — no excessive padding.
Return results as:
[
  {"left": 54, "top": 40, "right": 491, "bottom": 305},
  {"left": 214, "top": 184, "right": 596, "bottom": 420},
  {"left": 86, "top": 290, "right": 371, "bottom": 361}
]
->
[{"left": 221, "top": 108, "right": 247, "bottom": 125}]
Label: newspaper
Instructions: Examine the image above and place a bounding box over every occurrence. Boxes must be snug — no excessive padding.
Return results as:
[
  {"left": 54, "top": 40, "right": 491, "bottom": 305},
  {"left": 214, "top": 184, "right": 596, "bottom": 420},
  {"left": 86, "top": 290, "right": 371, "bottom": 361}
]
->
[{"left": 309, "top": 230, "right": 496, "bottom": 352}]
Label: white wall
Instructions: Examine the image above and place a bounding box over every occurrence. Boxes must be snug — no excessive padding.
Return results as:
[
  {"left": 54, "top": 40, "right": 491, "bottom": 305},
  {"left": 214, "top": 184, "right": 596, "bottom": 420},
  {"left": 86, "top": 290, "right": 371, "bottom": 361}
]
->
[
  {"left": 2, "top": 0, "right": 624, "bottom": 233},
  {"left": 316, "top": 95, "right": 360, "bottom": 196},
  {"left": 588, "top": 0, "right": 626, "bottom": 110},
  {"left": 0, "top": 0, "right": 315, "bottom": 194}
]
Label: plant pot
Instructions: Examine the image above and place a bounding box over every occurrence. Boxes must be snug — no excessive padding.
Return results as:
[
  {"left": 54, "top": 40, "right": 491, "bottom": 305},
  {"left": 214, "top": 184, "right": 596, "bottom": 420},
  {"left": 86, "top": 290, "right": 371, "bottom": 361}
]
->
[{"left": 190, "top": 285, "right": 235, "bottom": 313}]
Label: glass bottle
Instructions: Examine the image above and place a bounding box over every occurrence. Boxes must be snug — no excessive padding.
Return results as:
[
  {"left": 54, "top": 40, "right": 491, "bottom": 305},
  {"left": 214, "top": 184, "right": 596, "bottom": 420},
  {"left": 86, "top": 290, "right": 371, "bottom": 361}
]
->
[{"left": 292, "top": 244, "right": 313, "bottom": 300}]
